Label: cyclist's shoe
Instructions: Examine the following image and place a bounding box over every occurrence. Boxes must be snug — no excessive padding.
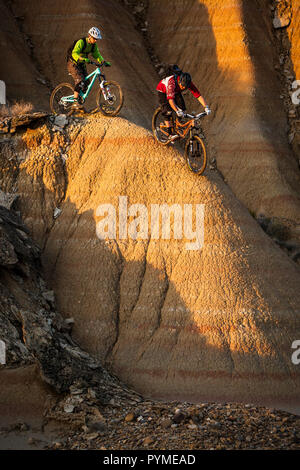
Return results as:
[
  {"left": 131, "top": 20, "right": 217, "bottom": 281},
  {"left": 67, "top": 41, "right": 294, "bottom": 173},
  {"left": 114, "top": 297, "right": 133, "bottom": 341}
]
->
[
  {"left": 71, "top": 99, "right": 86, "bottom": 114},
  {"left": 167, "top": 128, "right": 179, "bottom": 141},
  {"left": 72, "top": 99, "right": 84, "bottom": 110}
]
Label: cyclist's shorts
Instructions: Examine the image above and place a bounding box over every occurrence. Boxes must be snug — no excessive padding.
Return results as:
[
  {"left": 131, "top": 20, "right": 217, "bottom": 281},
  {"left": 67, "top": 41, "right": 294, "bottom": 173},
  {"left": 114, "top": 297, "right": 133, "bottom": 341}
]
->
[{"left": 67, "top": 60, "right": 88, "bottom": 93}]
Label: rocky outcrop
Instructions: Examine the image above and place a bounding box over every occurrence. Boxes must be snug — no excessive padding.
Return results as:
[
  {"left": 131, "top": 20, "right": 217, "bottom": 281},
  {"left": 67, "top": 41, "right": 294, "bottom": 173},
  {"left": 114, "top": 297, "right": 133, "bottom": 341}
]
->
[
  {"left": 0, "top": 189, "right": 19, "bottom": 210},
  {"left": 0, "top": 113, "right": 48, "bottom": 134},
  {"left": 273, "top": 1, "right": 292, "bottom": 29},
  {"left": 0, "top": 205, "right": 140, "bottom": 406}
]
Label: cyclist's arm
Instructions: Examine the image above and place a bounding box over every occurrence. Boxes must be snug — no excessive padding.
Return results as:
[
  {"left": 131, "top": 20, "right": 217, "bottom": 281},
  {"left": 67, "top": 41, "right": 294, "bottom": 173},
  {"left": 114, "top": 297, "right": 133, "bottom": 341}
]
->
[
  {"left": 168, "top": 98, "right": 180, "bottom": 113},
  {"left": 197, "top": 95, "right": 208, "bottom": 108},
  {"left": 93, "top": 44, "right": 105, "bottom": 63},
  {"left": 188, "top": 82, "right": 208, "bottom": 108}
]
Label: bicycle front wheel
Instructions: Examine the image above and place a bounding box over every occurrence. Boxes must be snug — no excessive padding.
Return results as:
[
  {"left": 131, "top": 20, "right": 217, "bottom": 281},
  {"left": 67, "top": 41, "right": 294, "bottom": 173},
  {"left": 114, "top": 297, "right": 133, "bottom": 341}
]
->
[
  {"left": 185, "top": 135, "right": 207, "bottom": 175},
  {"left": 96, "top": 81, "right": 123, "bottom": 116},
  {"left": 50, "top": 83, "right": 74, "bottom": 115}
]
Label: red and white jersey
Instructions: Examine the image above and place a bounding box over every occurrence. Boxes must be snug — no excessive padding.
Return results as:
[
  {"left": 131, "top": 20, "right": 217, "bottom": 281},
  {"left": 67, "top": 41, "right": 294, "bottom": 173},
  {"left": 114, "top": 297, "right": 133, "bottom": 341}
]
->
[{"left": 156, "top": 75, "right": 201, "bottom": 100}]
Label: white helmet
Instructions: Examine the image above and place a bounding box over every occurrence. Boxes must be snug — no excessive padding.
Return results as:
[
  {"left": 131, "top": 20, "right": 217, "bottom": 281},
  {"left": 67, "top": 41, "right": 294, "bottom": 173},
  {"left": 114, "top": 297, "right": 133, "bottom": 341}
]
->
[{"left": 88, "top": 27, "right": 102, "bottom": 39}]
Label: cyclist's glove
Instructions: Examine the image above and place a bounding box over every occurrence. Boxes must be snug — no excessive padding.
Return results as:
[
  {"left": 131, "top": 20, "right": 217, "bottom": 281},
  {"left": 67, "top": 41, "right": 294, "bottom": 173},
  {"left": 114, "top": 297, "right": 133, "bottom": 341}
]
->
[
  {"left": 176, "top": 109, "right": 185, "bottom": 118},
  {"left": 205, "top": 106, "right": 211, "bottom": 115}
]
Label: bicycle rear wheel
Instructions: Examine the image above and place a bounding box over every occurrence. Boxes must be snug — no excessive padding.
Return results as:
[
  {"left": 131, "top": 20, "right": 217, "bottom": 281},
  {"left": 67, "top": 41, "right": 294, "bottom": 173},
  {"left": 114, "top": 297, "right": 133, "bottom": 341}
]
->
[
  {"left": 96, "top": 81, "right": 123, "bottom": 116},
  {"left": 50, "top": 83, "right": 74, "bottom": 115},
  {"left": 185, "top": 135, "right": 207, "bottom": 175},
  {"left": 152, "top": 107, "right": 171, "bottom": 146}
]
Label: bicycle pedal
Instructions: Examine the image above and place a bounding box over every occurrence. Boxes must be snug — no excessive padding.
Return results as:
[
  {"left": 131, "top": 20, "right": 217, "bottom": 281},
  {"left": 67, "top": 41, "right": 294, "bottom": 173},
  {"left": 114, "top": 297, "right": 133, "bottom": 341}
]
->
[{"left": 76, "top": 107, "right": 87, "bottom": 114}]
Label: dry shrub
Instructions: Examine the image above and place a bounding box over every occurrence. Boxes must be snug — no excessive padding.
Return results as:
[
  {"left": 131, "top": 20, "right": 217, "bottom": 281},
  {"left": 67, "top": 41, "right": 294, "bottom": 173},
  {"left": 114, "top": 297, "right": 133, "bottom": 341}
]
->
[
  {"left": 10, "top": 101, "right": 34, "bottom": 116},
  {"left": 0, "top": 101, "right": 34, "bottom": 118}
]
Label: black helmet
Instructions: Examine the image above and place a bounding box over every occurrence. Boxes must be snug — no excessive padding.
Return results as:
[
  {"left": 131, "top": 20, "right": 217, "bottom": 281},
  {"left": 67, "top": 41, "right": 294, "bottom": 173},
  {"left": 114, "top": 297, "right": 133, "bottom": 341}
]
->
[{"left": 178, "top": 72, "right": 191, "bottom": 89}]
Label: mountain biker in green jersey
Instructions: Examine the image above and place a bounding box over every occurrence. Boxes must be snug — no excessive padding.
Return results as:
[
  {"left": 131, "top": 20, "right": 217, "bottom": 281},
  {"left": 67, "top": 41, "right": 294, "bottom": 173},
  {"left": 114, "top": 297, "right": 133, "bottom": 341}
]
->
[{"left": 67, "top": 27, "right": 111, "bottom": 110}]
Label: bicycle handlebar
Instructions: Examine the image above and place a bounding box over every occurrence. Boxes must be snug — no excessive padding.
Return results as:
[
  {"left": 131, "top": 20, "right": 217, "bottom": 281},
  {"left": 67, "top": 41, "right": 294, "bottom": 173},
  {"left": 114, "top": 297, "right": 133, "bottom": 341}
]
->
[
  {"left": 89, "top": 60, "right": 102, "bottom": 67},
  {"left": 184, "top": 112, "right": 208, "bottom": 119},
  {"left": 89, "top": 60, "right": 111, "bottom": 68}
]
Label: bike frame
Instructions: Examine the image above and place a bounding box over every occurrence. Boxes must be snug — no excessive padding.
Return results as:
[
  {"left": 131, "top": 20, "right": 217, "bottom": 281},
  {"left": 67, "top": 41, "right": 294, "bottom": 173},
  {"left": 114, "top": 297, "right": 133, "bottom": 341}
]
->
[
  {"left": 159, "top": 107, "right": 207, "bottom": 142},
  {"left": 62, "top": 66, "right": 106, "bottom": 104},
  {"left": 159, "top": 119, "right": 194, "bottom": 139},
  {"left": 174, "top": 118, "right": 196, "bottom": 139},
  {"left": 159, "top": 116, "right": 204, "bottom": 141}
]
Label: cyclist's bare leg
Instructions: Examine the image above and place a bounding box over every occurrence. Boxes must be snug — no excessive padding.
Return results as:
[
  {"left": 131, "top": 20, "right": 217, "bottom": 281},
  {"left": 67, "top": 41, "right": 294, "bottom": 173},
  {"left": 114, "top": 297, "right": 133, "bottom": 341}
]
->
[
  {"left": 71, "top": 89, "right": 85, "bottom": 113},
  {"left": 164, "top": 119, "right": 178, "bottom": 141},
  {"left": 72, "top": 91, "right": 84, "bottom": 111}
]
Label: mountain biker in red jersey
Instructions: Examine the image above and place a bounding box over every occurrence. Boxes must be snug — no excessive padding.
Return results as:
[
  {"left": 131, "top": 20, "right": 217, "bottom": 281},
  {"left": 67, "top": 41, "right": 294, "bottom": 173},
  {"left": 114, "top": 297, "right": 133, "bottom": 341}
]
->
[
  {"left": 156, "top": 69, "right": 211, "bottom": 140},
  {"left": 67, "top": 27, "right": 111, "bottom": 110}
]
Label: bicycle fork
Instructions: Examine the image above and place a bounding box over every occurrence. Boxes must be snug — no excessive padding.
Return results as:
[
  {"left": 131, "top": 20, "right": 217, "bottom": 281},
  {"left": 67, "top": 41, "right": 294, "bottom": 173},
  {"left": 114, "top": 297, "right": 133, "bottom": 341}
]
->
[
  {"left": 188, "top": 130, "right": 194, "bottom": 154},
  {"left": 99, "top": 79, "right": 112, "bottom": 101}
]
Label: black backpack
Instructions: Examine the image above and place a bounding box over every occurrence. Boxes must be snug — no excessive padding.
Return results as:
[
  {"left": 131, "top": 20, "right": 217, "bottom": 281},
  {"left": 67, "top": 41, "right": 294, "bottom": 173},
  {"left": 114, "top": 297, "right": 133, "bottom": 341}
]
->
[
  {"left": 67, "top": 37, "right": 96, "bottom": 62},
  {"left": 164, "top": 64, "right": 182, "bottom": 79}
]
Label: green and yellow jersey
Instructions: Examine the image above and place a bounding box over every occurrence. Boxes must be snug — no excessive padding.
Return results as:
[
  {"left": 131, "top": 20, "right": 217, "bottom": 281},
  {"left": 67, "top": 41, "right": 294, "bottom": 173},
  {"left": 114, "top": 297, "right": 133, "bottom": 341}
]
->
[{"left": 72, "top": 38, "right": 104, "bottom": 64}]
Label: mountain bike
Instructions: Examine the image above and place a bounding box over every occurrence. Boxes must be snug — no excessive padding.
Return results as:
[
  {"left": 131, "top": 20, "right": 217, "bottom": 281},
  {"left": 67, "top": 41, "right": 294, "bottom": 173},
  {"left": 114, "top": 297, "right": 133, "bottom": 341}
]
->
[
  {"left": 152, "top": 108, "right": 208, "bottom": 175},
  {"left": 50, "top": 62, "right": 123, "bottom": 117}
]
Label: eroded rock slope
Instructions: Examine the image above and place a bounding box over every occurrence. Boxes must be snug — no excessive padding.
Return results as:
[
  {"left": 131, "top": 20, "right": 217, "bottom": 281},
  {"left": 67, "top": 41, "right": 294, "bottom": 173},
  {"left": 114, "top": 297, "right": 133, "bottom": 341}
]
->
[{"left": 1, "top": 114, "right": 299, "bottom": 410}]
